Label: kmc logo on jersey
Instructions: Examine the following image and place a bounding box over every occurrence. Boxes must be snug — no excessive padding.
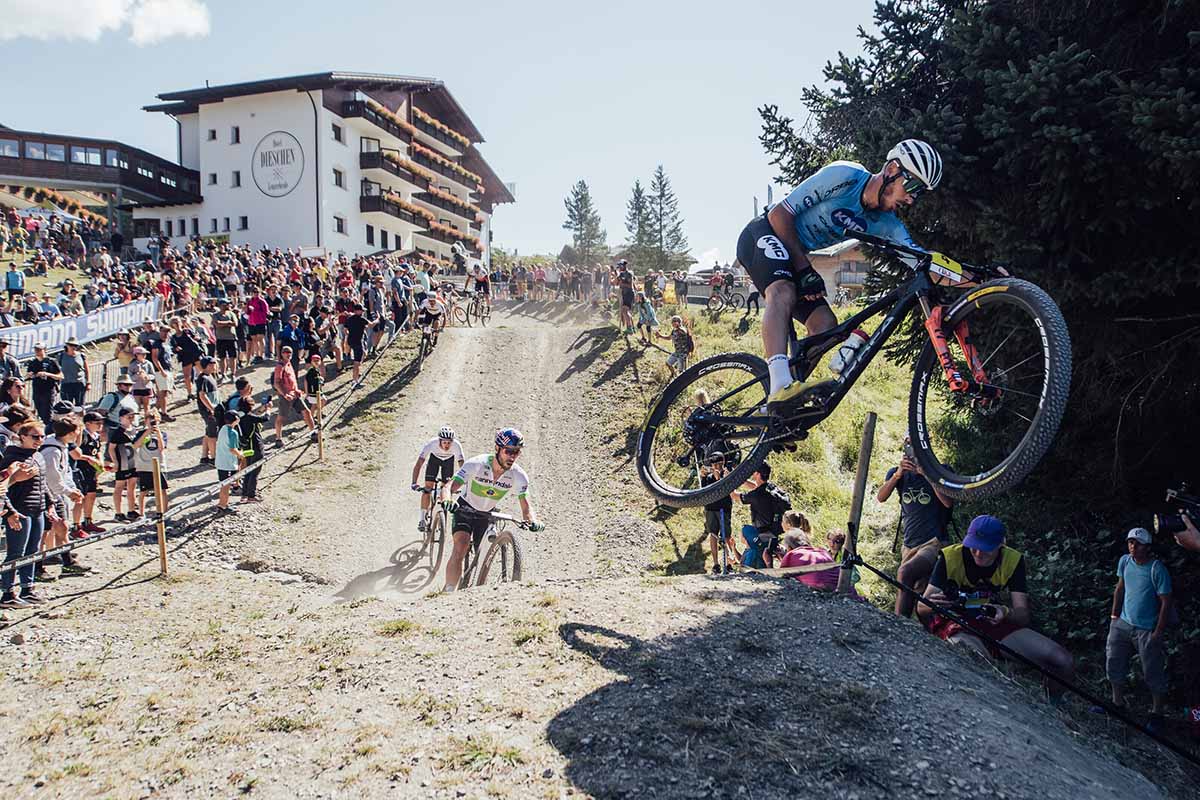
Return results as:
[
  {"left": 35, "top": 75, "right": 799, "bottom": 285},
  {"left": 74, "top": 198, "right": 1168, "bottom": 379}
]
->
[
  {"left": 831, "top": 208, "right": 866, "bottom": 234},
  {"left": 756, "top": 235, "right": 789, "bottom": 261}
]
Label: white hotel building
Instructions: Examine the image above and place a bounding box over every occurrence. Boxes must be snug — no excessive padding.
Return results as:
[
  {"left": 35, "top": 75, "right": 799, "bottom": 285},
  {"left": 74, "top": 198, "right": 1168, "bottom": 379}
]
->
[{"left": 131, "top": 71, "right": 514, "bottom": 267}]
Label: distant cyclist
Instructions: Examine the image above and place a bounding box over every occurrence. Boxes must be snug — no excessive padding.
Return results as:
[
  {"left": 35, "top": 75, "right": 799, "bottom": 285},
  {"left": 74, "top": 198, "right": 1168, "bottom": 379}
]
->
[
  {"left": 411, "top": 426, "right": 465, "bottom": 532},
  {"left": 415, "top": 291, "right": 445, "bottom": 339},
  {"left": 735, "top": 140, "right": 941, "bottom": 409},
  {"left": 470, "top": 265, "right": 490, "bottom": 308},
  {"left": 440, "top": 428, "right": 543, "bottom": 592}
]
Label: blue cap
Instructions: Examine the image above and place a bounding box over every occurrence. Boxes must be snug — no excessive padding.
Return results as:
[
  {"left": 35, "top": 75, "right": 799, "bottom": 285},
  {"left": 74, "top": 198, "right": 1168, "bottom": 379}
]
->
[{"left": 963, "top": 515, "right": 1006, "bottom": 551}]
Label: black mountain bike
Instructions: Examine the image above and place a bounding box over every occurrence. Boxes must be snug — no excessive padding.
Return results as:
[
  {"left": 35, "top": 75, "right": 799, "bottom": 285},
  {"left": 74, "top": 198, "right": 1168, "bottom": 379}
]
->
[
  {"left": 468, "top": 290, "right": 491, "bottom": 327},
  {"left": 414, "top": 482, "right": 449, "bottom": 570},
  {"left": 636, "top": 230, "right": 1071, "bottom": 507},
  {"left": 415, "top": 320, "right": 438, "bottom": 368},
  {"left": 706, "top": 285, "right": 745, "bottom": 314},
  {"left": 457, "top": 511, "right": 534, "bottom": 589}
]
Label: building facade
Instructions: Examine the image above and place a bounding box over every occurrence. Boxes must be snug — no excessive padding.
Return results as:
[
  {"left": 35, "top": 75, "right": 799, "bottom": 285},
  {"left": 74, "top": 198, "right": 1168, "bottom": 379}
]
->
[{"left": 132, "top": 72, "right": 514, "bottom": 266}]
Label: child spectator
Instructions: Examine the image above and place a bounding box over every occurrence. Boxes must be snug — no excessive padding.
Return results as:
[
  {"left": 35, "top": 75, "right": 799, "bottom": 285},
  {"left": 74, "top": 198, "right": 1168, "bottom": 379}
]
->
[
  {"left": 237, "top": 395, "right": 269, "bottom": 503},
  {"left": 106, "top": 407, "right": 139, "bottom": 522},
  {"left": 69, "top": 412, "right": 106, "bottom": 536},
  {"left": 133, "top": 411, "right": 169, "bottom": 517},
  {"left": 128, "top": 346, "right": 154, "bottom": 417},
  {"left": 654, "top": 315, "right": 694, "bottom": 375},
  {"left": 195, "top": 357, "right": 220, "bottom": 465},
  {"left": 215, "top": 409, "right": 243, "bottom": 514},
  {"left": 305, "top": 354, "right": 325, "bottom": 407},
  {"left": 779, "top": 511, "right": 843, "bottom": 593},
  {"left": 700, "top": 450, "right": 736, "bottom": 575},
  {"left": 40, "top": 418, "right": 91, "bottom": 576},
  {"left": 634, "top": 291, "right": 658, "bottom": 345}
]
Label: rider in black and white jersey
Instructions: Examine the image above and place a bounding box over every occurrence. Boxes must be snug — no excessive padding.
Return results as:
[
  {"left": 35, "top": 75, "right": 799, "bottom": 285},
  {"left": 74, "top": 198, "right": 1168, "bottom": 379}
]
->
[{"left": 411, "top": 426, "right": 465, "bottom": 531}]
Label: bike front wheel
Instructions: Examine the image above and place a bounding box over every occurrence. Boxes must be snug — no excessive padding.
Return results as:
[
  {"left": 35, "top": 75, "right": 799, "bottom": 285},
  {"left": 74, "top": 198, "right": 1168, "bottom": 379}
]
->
[
  {"left": 909, "top": 278, "right": 1071, "bottom": 500},
  {"left": 706, "top": 294, "right": 725, "bottom": 313},
  {"left": 425, "top": 507, "right": 446, "bottom": 569},
  {"left": 727, "top": 293, "right": 745, "bottom": 311},
  {"left": 476, "top": 531, "right": 524, "bottom": 585},
  {"left": 636, "top": 352, "right": 772, "bottom": 507}
]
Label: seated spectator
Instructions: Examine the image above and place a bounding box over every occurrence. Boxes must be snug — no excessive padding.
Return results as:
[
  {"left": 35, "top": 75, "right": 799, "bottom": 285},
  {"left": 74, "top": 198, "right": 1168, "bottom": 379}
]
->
[
  {"left": 778, "top": 511, "right": 842, "bottom": 592},
  {"left": 732, "top": 462, "right": 790, "bottom": 568},
  {"left": 1106, "top": 527, "right": 1172, "bottom": 730},
  {"left": 917, "top": 514, "right": 1075, "bottom": 704}
]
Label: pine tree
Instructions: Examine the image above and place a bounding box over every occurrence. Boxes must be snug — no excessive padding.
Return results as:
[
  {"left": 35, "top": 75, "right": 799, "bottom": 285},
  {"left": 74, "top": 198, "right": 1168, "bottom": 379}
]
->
[
  {"left": 623, "top": 180, "right": 655, "bottom": 268},
  {"left": 647, "top": 165, "right": 690, "bottom": 271},
  {"left": 562, "top": 180, "right": 607, "bottom": 266}
]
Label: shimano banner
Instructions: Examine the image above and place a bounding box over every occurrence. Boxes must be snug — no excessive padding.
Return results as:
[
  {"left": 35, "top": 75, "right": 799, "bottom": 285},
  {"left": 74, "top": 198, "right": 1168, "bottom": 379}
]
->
[{"left": 0, "top": 297, "right": 162, "bottom": 360}]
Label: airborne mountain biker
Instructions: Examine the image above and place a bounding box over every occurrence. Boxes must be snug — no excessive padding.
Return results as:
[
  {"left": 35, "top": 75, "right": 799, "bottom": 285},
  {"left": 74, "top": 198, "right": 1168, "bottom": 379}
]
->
[{"left": 736, "top": 139, "right": 942, "bottom": 408}]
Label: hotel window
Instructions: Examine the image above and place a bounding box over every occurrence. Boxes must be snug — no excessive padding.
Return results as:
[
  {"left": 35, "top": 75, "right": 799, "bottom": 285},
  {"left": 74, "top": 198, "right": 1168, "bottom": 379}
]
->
[
  {"left": 207, "top": 129, "right": 217, "bottom": 141},
  {"left": 232, "top": 170, "right": 241, "bottom": 188},
  {"left": 222, "top": 217, "right": 230, "bottom": 232},
  {"left": 45, "top": 143, "right": 65, "bottom": 161},
  {"left": 334, "top": 215, "right": 346, "bottom": 235},
  {"left": 106, "top": 149, "right": 127, "bottom": 169},
  {"left": 231, "top": 126, "right": 241, "bottom": 144},
  {"left": 0, "top": 139, "right": 17, "bottom": 158},
  {"left": 381, "top": 230, "right": 389, "bottom": 250},
  {"left": 160, "top": 175, "right": 177, "bottom": 188},
  {"left": 332, "top": 123, "right": 343, "bottom": 143},
  {"left": 71, "top": 146, "right": 102, "bottom": 165},
  {"left": 24, "top": 142, "right": 45, "bottom": 159},
  {"left": 178, "top": 218, "right": 186, "bottom": 235},
  {"left": 333, "top": 168, "right": 345, "bottom": 188},
  {"left": 191, "top": 218, "right": 199, "bottom": 236},
  {"left": 165, "top": 220, "right": 173, "bottom": 237},
  {"left": 207, "top": 173, "right": 217, "bottom": 185},
  {"left": 360, "top": 137, "right": 380, "bottom": 153},
  {"left": 210, "top": 218, "right": 218, "bottom": 233},
  {"left": 238, "top": 216, "right": 249, "bottom": 231},
  {"left": 366, "top": 225, "right": 375, "bottom": 246},
  {"left": 137, "top": 164, "right": 154, "bottom": 179}
]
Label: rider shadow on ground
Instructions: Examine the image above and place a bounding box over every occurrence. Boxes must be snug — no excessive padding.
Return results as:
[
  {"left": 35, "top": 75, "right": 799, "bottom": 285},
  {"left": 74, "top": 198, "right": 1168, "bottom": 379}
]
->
[
  {"left": 335, "top": 540, "right": 443, "bottom": 601},
  {"left": 558, "top": 327, "right": 619, "bottom": 384},
  {"left": 546, "top": 586, "right": 1151, "bottom": 800}
]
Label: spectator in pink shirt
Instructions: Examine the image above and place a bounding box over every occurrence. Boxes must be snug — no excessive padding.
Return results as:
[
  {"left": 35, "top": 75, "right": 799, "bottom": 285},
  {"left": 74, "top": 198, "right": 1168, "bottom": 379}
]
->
[
  {"left": 245, "top": 285, "right": 270, "bottom": 364},
  {"left": 778, "top": 511, "right": 847, "bottom": 594}
]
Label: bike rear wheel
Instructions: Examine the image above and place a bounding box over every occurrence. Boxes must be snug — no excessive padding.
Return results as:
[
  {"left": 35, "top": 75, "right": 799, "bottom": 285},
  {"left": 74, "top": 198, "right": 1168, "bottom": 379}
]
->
[
  {"left": 476, "top": 530, "right": 524, "bottom": 585},
  {"left": 706, "top": 294, "right": 725, "bottom": 313},
  {"left": 727, "top": 292, "right": 745, "bottom": 311},
  {"left": 909, "top": 278, "right": 1071, "bottom": 500},
  {"left": 636, "top": 352, "right": 772, "bottom": 507}
]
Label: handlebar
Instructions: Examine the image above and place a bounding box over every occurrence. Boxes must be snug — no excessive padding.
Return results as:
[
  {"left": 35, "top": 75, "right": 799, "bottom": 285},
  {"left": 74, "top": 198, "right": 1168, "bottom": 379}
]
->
[{"left": 845, "top": 228, "right": 1003, "bottom": 278}]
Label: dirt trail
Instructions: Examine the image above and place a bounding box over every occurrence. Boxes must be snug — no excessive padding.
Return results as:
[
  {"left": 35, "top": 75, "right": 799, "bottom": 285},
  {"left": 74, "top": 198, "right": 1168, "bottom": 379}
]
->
[{"left": 0, "top": 305, "right": 1177, "bottom": 799}]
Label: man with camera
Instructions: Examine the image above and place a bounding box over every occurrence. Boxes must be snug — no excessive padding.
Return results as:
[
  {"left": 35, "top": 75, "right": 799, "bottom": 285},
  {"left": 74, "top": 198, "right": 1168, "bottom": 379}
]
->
[
  {"left": 918, "top": 515, "right": 1076, "bottom": 703},
  {"left": 1106, "top": 527, "right": 1172, "bottom": 729},
  {"left": 878, "top": 436, "right": 953, "bottom": 617},
  {"left": 700, "top": 450, "right": 737, "bottom": 575}
]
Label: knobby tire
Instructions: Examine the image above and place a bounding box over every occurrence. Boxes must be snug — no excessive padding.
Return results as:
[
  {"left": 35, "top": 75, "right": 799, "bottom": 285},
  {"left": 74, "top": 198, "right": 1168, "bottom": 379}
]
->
[{"left": 475, "top": 530, "right": 524, "bottom": 585}]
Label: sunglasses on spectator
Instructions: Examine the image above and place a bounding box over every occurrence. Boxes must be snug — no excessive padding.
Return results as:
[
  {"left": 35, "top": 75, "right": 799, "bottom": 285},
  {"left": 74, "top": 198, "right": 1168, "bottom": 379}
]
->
[{"left": 23, "top": 433, "right": 44, "bottom": 441}]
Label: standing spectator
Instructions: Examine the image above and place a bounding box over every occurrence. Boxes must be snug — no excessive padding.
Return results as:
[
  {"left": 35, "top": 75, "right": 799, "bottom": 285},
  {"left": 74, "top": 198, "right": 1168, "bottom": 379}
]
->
[
  {"left": 128, "top": 346, "right": 154, "bottom": 417},
  {"left": 148, "top": 322, "right": 176, "bottom": 421},
  {"left": 69, "top": 412, "right": 106, "bottom": 536},
  {"left": 211, "top": 298, "right": 238, "bottom": 381},
  {"left": 366, "top": 275, "right": 393, "bottom": 354},
  {"left": 616, "top": 261, "right": 635, "bottom": 333},
  {"left": 0, "top": 422, "right": 50, "bottom": 607},
  {"left": 25, "top": 343, "right": 62, "bottom": 426},
  {"left": 133, "top": 412, "right": 169, "bottom": 518},
  {"left": 1106, "top": 527, "right": 1173, "bottom": 729},
  {"left": 278, "top": 314, "right": 305, "bottom": 371},
  {"left": 272, "top": 347, "right": 317, "bottom": 447},
  {"left": 56, "top": 338, "right": 88, "bottom": 407},
  {"left": 39, "top": 418, "right": 90, "bottom": 576},
  {"left": 106, "top": 407, "right": 139, "bottom": 522},
  {"left": 732, "top": 462, "right": 791, "bottom": 568},
  {"left": 700, "top": 451, "right": 735, "bottom": 575},
  {"left": 304, "top": 354, "right": 325, "bottom": 408},
  {"left": 634, "top": 292, "right": 658, "bottom": 345},
  {"left": 264, "top": 284, "right": 285, "bottom": 359},
  {"left": 214, "top": 408, "right": 242, "bottom": 515},
  {"left": 95, "top": 376, "right": 137, "bottom": 441},
  {"left": 112, "top": 330, "right": 135, "bottom": 375},
  {"left": 5, "top": 261, "right": 24, "bottom": 301},
  {"left": 169, "top": 317, "right": 205, "bottom": 400},
  {"left": 195, "top": 357, "right": 220, "bottom": 465},
  {"left": 0, "top": 340, "right": 22, "bottom": 380},
  {"left": 237, "top": 393, "right": 269, "bottom": 503},
  {"left": 343, "top": 304, "right": 370, "bottom": 387},
  {"left": 672, "top": 271, "right": 689, "bottom": 307},
  {"left": 878, "top": 438, "right": 954, "bottom": 617},
  {"left": 654, "top": 315, "right": 693, "bottom": 376},
  {"left": 390, "top": 265, "right": 411, "bottom": 333}
]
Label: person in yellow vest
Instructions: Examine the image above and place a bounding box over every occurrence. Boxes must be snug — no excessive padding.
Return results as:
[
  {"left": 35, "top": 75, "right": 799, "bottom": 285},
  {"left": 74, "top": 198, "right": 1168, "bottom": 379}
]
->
[{"left": 917, "top": 514, "right": 1075, "bottom": 702}]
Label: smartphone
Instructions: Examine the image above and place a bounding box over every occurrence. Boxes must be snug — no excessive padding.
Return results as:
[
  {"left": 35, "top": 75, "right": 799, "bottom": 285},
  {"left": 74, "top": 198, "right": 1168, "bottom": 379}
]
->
[{"left": 903, "top": 441, "right": 915, "bottom": 460}]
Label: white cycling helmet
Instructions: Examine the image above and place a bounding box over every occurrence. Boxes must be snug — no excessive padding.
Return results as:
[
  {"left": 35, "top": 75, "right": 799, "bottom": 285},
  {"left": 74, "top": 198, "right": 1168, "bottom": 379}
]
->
[
  {"left": 438, "top": 425, "right": 455, "bottom": 441},
  {"left": 886, "top": 139, "right": 942, "bottom": 193}
]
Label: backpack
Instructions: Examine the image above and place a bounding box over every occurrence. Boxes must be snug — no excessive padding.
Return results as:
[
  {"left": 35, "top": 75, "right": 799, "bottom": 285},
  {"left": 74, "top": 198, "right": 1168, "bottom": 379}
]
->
[{"left": 683, "top": 332, "right": 695, "bottom": 355}]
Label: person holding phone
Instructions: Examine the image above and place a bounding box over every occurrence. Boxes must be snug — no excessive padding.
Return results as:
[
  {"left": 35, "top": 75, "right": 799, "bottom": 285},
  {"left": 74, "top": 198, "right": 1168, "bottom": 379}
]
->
[{"left": 878, "top": 436, "right": 954, "bottom": 617}]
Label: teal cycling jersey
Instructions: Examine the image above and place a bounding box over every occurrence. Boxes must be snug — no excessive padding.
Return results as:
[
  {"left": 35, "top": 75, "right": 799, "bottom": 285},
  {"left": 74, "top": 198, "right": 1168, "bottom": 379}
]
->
[{"left": 778, "top": 161, "right": 920, "bottom": 253}]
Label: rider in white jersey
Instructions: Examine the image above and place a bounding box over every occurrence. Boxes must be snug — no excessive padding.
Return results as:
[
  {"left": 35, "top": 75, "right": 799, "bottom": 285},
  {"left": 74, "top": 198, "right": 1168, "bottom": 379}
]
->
[
  {"left": 411, "top": 426, "right": 465, "bottom": 531},
  {"left": 441, "top": 427, "right": 542, "bottom": 591}
]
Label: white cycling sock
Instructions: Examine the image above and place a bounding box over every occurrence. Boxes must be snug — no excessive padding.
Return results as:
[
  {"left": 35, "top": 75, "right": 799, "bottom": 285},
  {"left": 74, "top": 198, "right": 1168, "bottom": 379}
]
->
[{"left": 767, "top": 354, "right": 792, "bottom": 395}]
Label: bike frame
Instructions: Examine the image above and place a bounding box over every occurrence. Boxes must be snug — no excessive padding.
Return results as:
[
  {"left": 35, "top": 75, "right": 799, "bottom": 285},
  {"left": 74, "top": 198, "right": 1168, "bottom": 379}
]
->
[{"left": 695, "top": 245, "right": 995, "bottom": 442}]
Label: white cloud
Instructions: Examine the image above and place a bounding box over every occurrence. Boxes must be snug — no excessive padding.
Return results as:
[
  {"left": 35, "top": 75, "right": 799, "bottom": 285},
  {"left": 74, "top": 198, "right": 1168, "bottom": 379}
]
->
[
  {"left": 0, "top": 0, "right": 210, "bottom": 44},
  {"left": 693, "top": 248, "right": 725, "bottom": 271},
  {"left": 128, "top": 0, "right": 210, "bottom": 46}
]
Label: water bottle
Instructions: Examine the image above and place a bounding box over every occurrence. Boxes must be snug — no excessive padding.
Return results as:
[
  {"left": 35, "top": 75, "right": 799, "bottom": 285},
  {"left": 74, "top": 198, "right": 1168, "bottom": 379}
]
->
[{"left": 829, "top": 328, "right": 869, "bottom": 375}]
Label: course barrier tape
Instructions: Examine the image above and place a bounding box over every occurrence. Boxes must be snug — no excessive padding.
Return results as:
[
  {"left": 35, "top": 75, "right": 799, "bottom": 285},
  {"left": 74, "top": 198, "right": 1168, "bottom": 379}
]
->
[{"left": 0, "top": 322, "right": 413, "bottom": 576}]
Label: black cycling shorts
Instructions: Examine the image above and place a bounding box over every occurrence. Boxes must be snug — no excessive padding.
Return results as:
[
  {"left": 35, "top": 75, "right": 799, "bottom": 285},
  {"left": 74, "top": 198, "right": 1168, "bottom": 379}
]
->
[
  {"left": 424, "top": 457, "right": 455, "bottom": 483},
  {"left": 736, "top": 215, "right": 831, "bottom": 324},
  {"left": 452, "top": 502, "right": 492, "bottom": 550},
  {"left": 705, "top": 507, "right": 732, "bottom": 539}
]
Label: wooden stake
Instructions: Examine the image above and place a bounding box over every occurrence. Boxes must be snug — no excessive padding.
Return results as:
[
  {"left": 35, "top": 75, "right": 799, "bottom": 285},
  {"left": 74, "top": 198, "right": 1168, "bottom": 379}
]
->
[
  {"left": 152, "top": 456, "right": 168, "bottom": 577},
  {"left": 837, "top": 411, "right": 876, "bottom": 595},
  {"left": 316, "top": 390, "right": 325, "bottom": 462}
]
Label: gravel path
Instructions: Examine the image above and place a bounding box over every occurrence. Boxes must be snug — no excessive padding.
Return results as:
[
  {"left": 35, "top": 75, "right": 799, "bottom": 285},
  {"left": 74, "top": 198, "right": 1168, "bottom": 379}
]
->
[{"left": 0, "top": 304, "right": 1175, "bottom": 799}]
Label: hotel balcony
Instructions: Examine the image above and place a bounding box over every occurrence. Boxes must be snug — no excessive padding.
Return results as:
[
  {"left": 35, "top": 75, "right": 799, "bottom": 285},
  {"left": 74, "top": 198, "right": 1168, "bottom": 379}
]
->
[
  {"left": 359, "top": 150, "right": 430, "bottom": 192},
  {"left": 359, "top": 191, "right": 429, "bottom": 230},
  {"left": 410, "top": 145, "right": 482, "bottom": 196},
  {"left": 415, "top": 190, "right": 481, "bottom": 227},
  {"left": 417, "top": 222, "right": 481, "bottom": 256},
  {"left": 412, "top": 108, "right": 469, "bottom": 158},
  {"left": 342, "top": 100, "right": 412, "bottom": 145}
]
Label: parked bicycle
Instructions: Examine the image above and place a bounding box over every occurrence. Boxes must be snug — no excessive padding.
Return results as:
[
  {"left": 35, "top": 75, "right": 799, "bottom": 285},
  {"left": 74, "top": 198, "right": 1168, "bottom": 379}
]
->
[
  {"left": 637, "top": 230, "right": 1071, "bottom": 507},
  {"left": 706, "top": 285, "right": 745, "bottom": 314},
  {"left": 457, "top": 511, "right": 537, "bottom": 589}
]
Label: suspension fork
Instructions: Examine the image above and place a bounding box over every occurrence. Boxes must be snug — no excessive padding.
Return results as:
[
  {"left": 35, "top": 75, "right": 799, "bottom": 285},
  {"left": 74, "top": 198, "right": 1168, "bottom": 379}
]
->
[{"left": 918, "top": 296, "right": 992, "bottom": 392}]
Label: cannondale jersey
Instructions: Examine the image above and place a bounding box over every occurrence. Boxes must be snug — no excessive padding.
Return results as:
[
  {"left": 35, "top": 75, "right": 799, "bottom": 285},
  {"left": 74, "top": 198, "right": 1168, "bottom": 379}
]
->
[
  {"left": 778, "top": 161, "right": 920, "bottom": 252},
  {"left": 419, "top": 437, "right": 465, "bottom": 464},
  {"left": 455, "top": 454, "right": 530, "bottom": 513}
]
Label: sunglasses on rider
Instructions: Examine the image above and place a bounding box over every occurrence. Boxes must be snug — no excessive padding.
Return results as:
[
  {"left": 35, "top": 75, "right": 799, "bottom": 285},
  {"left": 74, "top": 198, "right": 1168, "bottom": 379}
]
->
[
  {"left": 899, "top": 168, "right": 927, "bottom": 198},
  {"left": 501, "top": 447, "right": 522, "bottom": 456}
]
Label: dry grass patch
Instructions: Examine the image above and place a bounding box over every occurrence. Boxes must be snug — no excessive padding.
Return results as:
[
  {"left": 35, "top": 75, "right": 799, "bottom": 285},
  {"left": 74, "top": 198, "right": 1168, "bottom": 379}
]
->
[
  {"left": 440, "top": 735, "right": 526, "bottom": 774},
  {"left": 377, "top": 619, "right": 420, "bottom": 637}
]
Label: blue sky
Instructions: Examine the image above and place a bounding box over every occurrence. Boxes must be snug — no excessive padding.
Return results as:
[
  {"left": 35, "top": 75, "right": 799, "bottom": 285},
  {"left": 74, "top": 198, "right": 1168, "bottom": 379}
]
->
[{"left": 0, "top": 0, "right": 878, "bottom": 265}]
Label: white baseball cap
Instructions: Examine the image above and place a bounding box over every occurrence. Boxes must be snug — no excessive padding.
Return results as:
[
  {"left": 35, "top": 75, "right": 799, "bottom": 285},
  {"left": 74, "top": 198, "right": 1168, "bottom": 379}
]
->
[{"left": 1126, "top": 527, "right": 1152, "bottom": 545}]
